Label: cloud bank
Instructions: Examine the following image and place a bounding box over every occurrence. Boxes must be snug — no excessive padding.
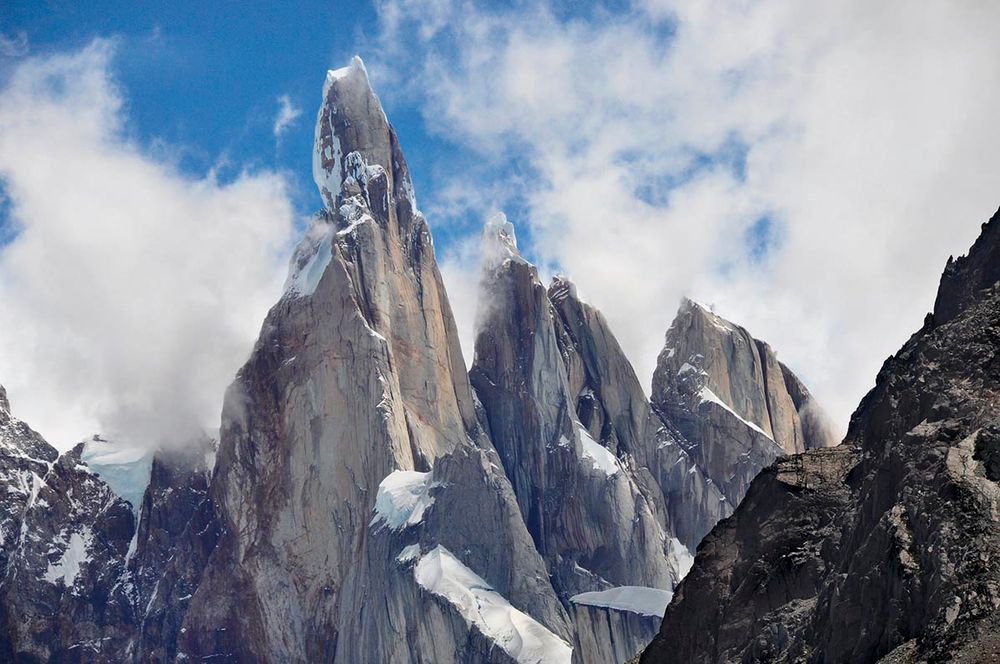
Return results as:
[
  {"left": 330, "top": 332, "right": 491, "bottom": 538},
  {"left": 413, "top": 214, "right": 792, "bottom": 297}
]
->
[
  {"left": 0, "top": 41, "right": 294, "bottom": 449},
  {"left": 371, "top": 0, "right": 1000, "bottom": 428}
]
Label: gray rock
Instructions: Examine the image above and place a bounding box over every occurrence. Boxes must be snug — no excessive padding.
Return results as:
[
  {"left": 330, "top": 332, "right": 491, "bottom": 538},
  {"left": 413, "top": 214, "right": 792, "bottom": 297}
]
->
[
  {"left": 651, "top": 298, "right": 838, "bottom": 508},
  {"left": 547, "top": 276, "right": 727, "bottom": 550},
  {"left": 471, "top": 217, "right": 683, "bottom": 661},
  {"left": 142, "top": 57, "right": 573, "bottom": 663}
]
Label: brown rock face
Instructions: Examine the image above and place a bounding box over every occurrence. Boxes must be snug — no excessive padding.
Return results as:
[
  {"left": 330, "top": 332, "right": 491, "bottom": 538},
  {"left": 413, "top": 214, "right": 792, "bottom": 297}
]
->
[{"left": 643, "top": 206, "right": 1000, "bottom": 663}]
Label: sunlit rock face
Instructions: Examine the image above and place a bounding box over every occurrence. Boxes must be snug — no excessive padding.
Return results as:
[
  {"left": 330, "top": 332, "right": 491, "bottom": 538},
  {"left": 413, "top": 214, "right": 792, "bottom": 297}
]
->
[
  {"left": 140, "top": 57, "right": 575, "bottom": 663},
  {"left": 643, "top": 208, "right": 1000, "bottom": 664}
]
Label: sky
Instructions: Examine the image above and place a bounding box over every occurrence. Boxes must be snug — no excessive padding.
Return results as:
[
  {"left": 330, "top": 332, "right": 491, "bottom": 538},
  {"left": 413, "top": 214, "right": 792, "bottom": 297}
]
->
[{"left": 1, "top": 0, "right": 999, "bottom": 450}]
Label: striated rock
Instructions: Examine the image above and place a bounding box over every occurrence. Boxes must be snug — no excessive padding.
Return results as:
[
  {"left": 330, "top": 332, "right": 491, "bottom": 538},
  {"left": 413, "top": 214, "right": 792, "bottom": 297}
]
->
[
  {"left": 643, "top": 206, "right": 1000, "bottom": 663},
  {"left": 0, "top": 393, "right": 136, "bottom": 662},
  {"left": 471, "top": 216, "right": 684, "bottom": 660},
  {"left": 547, "top": 276, "right": 727, "bottom": 550},
  {"left": 651, "top": 299, "right": 838, "bottom": 508}
]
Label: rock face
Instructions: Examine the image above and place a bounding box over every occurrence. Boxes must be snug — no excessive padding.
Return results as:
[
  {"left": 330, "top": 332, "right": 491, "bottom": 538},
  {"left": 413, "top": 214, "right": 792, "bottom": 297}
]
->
[
  {"left": 643, "top": 207, "right": 1000, "bottom": 663},
  {"left": 651, "top": 299, "right": 838, "bottom": 508},
  {"left": 0, "top": 390, "right": 136, "bottom": 662},
  {"left": 127, "top": 439, "right": 213, "bottom": 621},
  {"left": 142, "top": 57, "right": 573, "bottom": 663},
  {"left": 546, "top": 276, "right": 728, "bottom": 551},
  {"left": 471, "top": 218, "right": 687, "bottom": 660}
]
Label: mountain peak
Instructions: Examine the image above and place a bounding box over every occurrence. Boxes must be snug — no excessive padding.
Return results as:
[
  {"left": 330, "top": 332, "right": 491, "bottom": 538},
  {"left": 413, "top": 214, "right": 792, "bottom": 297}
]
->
[
  {"left": 480, "top": 212, "right": 527, "bottom": 269},
  {"left": 324, "top": 55, "right": 369, "bottom": 88},
  {"left": 312, "top": 54, "right": 398, "bottom": 211},
  {"left": 547, "top": 275, "right": 579, "bottom": 304}
]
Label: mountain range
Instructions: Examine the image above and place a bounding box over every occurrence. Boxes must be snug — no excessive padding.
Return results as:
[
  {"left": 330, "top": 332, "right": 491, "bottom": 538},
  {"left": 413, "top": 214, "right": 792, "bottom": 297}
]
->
[{"left": 5, "top": 55, "right": 993, "bottom": 663}]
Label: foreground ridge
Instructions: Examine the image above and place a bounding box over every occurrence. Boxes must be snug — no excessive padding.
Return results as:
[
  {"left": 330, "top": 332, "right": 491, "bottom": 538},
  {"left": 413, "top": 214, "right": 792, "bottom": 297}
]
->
[{"left": 643, "top": 207, "right": 1000, "bottom": 663}]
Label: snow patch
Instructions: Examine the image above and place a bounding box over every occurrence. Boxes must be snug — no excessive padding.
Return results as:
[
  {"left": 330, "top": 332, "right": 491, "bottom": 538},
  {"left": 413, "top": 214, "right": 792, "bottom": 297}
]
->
[
  {"left": 677, "top": 362, "right": 701, "bottom": 376},
  {"left": 577, "top": 425, "right": 620, "bottom": 476},
  {"left": 371, "top": 470, "right": 437, "bottom": 530},
  {"left": 669, "top": 537, "right": 695, "bottom": 580},
  {"left": 44, "top": 528, "right": 94, "bottom": 587},
  {"left": 697, "top": 387, "right": 771, "bottom": 439},
  {"left": 285, "top": 221, "right": 334, "bottom": 298},
  {"left": 414, "top": 545, "right": 573, "bottom": 664},
  {"left": 326, "top": 55, "right": 368, "bottom": 84},
  {"left": 482, "top": 212, "right": 528, "bottom": 268},
  {"left": 397, "top": 544, "right": 421, "bottom": 564},
  {"left": 570, "top": 586, "right": 673, "bottom": 617}
]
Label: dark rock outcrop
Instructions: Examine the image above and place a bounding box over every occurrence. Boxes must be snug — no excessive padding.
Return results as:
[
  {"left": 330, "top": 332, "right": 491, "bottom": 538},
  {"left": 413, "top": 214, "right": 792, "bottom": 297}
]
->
[
  {"left": 471, "top": 218, "right": 684, "bottom": 660},
  {"left": 127, "top": 439, "right": 212, "bottom": 619},
  {"left": 643, "top": 206, "right": 1000, "bottom": 663},
  {"left": 0, "top": 393, "right": 136, "bottom": 662}
]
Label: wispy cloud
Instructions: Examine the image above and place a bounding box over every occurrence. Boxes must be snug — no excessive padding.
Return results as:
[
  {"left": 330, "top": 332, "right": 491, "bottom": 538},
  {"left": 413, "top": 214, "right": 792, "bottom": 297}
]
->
[
  {"left": 0, "top": 31, "right": 29, "bottom": 58},
  {"left": 273, "top": 94, "right": 301, "bottom": 139},
  {"left": 370, "top": 0, "right": 1000, "bottom": 427},
  {"left": 0, "top": 41, "right": 294, "bottom": 449}
]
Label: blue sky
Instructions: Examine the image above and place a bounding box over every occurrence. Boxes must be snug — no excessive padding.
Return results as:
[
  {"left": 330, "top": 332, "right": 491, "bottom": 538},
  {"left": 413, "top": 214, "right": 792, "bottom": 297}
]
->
[
  {"left": 4, "top": 0, "right": 421, "bottom": 230},
  {"left": 2, "top": 0, "right": 581, "bottom": 264},
  {"left": 1, "top": 1, "right": 999, "bottom": 447}
]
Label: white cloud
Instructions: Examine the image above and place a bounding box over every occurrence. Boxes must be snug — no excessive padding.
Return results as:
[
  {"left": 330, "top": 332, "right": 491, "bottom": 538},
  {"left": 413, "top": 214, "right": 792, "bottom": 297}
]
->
[
  {"left": 373, "top": 0, "right": 1000, "bottom": 429},
  {"left": 0, "top": 41, "right": 294, "bottom": 449},
  {"left": 273, "top": 94, "right": 302, "bottom": 138}
]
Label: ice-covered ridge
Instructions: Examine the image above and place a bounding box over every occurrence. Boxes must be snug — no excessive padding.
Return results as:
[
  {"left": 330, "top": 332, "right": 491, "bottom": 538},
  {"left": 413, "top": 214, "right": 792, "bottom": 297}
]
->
[
  {"left": 697, "top": 387, "right": 771, "bottom": 439},
  {"left": 326, "top": 55, "right": 368, "bottom": 86},
  {"left": 410, "top": 545, "right": 573, "bottom": 664},
  {"left": 577, "top": 425, "right": 620, "bottom": 476},
  {"left": 570, "top": 586, "right": 674, "bottom": 617},
  {"left": 80, "top": 435, "right": 152, "bottom": 514},
  {"left": 370, "top": 470, "right": 437, "bottom": 530}
]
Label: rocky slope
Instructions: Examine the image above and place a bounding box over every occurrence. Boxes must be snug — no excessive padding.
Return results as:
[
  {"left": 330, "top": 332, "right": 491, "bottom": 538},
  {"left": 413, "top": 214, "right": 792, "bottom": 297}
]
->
[
  {"left": 643, "top": 208, "right": 1000, "bottom": 663},
  {"left": 0, "top": 389, "right": 136, "bottom": 662}
]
